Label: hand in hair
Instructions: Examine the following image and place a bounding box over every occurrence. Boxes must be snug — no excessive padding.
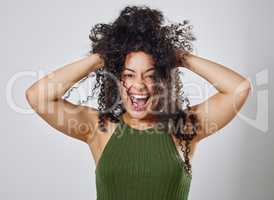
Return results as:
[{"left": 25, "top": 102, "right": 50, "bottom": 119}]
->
[{"left": 175, "top": 48, "right": 190, "bottom": 69}]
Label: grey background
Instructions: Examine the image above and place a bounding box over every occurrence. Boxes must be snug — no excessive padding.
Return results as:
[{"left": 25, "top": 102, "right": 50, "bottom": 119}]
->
[{"left": 2, "top": 0, "right": 273, "bottom": 199}]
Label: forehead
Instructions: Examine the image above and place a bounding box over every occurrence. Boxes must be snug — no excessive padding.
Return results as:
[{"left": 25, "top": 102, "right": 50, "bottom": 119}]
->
[{"left": 124, "top": 51, "right": 155, "bottom": 72}]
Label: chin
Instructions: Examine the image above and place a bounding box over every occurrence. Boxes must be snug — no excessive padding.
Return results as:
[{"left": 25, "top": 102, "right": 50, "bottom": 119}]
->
[{"left": 128, "top": 108, "right": 150, "bottom": 119}]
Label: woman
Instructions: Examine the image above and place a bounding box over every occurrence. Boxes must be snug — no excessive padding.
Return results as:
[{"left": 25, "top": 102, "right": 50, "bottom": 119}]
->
[{"left": 25, "top": 5, "right": 251, "bottom": 200}]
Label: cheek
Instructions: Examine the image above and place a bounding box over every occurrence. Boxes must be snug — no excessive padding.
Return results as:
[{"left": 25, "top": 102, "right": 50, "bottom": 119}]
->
[
  {"left": 118, "top": 81, "right": 129, "bottom": 101},
  {"left": 121, "top": 88, "right": 128, "bottom": 100}
]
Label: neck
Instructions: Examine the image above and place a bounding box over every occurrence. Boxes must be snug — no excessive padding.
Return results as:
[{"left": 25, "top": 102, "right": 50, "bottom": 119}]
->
[{"left": 122, "top": 112, "right": 159, "bottom": 129}]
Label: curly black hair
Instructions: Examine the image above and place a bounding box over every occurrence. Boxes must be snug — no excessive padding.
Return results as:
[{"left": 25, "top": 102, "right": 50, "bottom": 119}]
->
[{"left": 83, "top": 5, "right": 200, "bottom": 175}]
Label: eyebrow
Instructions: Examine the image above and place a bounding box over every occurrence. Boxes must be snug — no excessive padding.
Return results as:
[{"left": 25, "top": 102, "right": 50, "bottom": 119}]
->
[{"left": 124, "top": 67, "right": 155, "bottom": 73}]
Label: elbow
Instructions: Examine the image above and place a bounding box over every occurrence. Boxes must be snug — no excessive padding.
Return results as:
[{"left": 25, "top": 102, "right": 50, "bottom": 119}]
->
[
  {"left": 25, "top": 87, "right": 38, "bottom": 108},
  {"left": 236, "top": 78, "right": 252, "bottom": 95},
  {"left": 25, "top": 85, "right": 57, "bottom": 112},
  {"left": 242, "top": 78, "right": 252, "bottom": 96},
  {"left": 237, "top": 79, "right": 253, "bottom": 102},
  {"left": 25, "top": 88, "right": 43, "bottom": 112}
]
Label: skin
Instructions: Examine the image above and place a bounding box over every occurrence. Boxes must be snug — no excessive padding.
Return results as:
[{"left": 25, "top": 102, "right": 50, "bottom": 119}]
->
[
  {"left": 25, "top": 50, "right": 251, "bottom": 168},
  {"left": 119, "top": 51, "right": 163, "bottom": 129}
]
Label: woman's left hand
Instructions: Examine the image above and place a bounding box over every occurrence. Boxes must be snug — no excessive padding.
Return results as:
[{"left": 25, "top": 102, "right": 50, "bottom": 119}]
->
[{"left": 175, "top": 48, "right": 190, "bottom": 69}]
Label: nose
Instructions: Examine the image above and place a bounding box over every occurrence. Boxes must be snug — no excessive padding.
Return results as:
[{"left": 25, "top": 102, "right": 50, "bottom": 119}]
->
[{"left": 133, "top": 75, "right": 147, "bottom": 91}]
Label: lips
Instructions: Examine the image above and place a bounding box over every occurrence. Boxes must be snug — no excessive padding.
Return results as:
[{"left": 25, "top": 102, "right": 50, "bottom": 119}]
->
[{"left": 127, "top": 92, "right": 151, "bottom": 111}]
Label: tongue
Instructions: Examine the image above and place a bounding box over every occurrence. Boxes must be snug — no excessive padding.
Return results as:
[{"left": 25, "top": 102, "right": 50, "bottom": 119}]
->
[{"left": 133, "top": 99, "right": 147, "bottom": 107}]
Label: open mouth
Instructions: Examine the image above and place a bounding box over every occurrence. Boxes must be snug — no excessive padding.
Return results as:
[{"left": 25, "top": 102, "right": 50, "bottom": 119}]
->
[{"left": 128, "top": 93, "right": 151, "bottom": 112}]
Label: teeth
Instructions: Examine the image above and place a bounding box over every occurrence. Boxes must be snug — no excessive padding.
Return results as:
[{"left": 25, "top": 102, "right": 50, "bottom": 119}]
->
[
  {"left": 129, "top": 94, "right": 150, "bottom": 102},
  {"left": 131, "top": 95, "right": 149, "bottom": 99}
]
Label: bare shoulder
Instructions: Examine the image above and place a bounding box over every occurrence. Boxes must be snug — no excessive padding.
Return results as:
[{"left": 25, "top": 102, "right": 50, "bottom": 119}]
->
[
  {"left": 85, "top": 115, "right": 119, "bottom": 144},
  {"left": 170, "top": 106, "right": 203, "bottom": 161},
  {"left": 170, "top": 133, "right": 198, "bottom": 162},
  {"left": 85, "top": 116, "right": 120, "bottom": 166},
  {"left": 61, "top": 103, "right": 104, "bottom": 144}
]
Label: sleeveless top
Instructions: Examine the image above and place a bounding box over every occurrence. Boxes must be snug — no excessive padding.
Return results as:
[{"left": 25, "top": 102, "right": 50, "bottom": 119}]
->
[{"left": 95, "top": 116, "right": 192, "bottom": 200}]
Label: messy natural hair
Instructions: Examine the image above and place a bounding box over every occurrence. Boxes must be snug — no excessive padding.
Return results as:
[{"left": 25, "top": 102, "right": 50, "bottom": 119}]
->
[{"left": 84, "top": 5, "right": 200, "bottom": 175}]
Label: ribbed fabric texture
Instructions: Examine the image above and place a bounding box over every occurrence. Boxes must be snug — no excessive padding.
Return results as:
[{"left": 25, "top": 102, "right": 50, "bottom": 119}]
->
[{"left": 95, "top": 116, "right": 192, "bottom": 200}]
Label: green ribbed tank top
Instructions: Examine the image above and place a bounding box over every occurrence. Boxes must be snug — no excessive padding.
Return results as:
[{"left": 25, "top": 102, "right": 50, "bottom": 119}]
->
[{"left": 95, "top": 116, "right": 192, "bottom": 200}]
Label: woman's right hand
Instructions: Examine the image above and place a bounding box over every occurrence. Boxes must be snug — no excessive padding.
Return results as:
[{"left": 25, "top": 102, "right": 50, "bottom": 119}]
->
[{"left": 92, "top": 53, "right": 105, "bottom": 69}]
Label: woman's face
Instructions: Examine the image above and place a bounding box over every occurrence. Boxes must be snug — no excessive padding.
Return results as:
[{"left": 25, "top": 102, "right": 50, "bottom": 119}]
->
[{"left": 119, "top": 51, "right": 161, "bottom": 119}]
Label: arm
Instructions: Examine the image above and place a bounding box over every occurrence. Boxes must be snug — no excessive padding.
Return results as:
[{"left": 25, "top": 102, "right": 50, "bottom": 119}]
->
[
  {"left": 178, "top": 51, "right": 252, "bottom": 142},
  {"left": 25, "top": 53, "right": 104, "bottom": 143}
]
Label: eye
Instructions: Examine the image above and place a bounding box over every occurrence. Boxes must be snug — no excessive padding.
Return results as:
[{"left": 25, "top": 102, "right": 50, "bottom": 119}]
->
[
  {"left": 146, "top": 74, "right": 156, "bottom": 80},
  {"left": 123, "top": 74, "right": 134, "bottom": 78}
]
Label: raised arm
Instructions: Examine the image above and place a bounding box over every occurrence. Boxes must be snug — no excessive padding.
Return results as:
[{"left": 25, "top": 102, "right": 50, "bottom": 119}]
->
[
  {"left": 25, "top": 53, "right": 104, "bottom": 143},
  {"left": 178, "top": 51, "right": 252, "bottom": 142}
]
